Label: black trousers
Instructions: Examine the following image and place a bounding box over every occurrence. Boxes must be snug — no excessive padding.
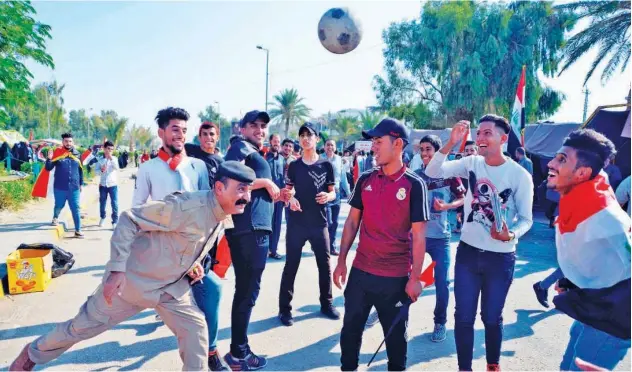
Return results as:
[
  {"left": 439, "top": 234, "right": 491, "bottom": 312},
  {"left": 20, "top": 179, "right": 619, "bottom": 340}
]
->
[
  {"left": 226, "top": 231, "right": 269, "bottom": 358},
  {"left": 279, "top": 223, "right": 333, "bottom": 313},
  {"left": 340, "top": 268, "right": 409, "bottom": 371}
]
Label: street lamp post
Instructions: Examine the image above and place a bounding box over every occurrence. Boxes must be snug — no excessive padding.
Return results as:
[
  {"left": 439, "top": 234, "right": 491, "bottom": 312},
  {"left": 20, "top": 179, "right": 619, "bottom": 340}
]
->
[
  {"left": 214, "top": 100, "right": 221, "bottom": 150},
  {"left": 256, "top": 45, "right": 269, "bottom": 112}
]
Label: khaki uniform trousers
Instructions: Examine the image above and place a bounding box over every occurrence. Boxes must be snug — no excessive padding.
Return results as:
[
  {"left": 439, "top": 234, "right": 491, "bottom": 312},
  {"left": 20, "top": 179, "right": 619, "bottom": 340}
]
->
[{"left": 27, "top": 284, "right": 208, "bottom": 371}]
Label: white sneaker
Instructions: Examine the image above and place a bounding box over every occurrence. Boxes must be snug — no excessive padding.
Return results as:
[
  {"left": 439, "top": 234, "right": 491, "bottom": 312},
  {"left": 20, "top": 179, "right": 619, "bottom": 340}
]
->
[
  {"left": 112, "top": 223, "right": 117, "bottom": 230},
  {"left": 99, "top": 218, "right": 105, "bottom": 227}
]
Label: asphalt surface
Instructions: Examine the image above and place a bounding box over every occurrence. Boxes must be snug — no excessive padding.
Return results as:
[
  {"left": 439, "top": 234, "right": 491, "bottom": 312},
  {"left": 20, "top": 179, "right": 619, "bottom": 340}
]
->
[{"left": 0, "top": 167, "right": 630, "bottom": 371}]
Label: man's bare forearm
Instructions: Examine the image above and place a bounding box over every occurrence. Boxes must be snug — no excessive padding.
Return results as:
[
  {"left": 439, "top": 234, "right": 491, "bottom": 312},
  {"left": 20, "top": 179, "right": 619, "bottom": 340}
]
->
[{"left": 338, "top": 217, "right": 360, "bottom": 262}]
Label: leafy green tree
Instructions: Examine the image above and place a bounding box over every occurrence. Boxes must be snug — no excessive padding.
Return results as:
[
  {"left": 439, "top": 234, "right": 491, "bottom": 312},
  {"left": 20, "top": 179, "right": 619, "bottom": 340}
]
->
[
  {"left": 359, "top": 110, "right": 384, "bottom": 131},
  {"left": 268, "top": 88, "right": 311, "bottom": 137},
  {"left": 374, "top": 1, "right": 574, "bottom": 123},
  {"left": 94, "top": 110, "right": 128, "bottom": 145},
  {"left": 556, "top": 1, "right": 630, "bottom": 85},
  {"left": 0, "top": 1, "right": 54, "bottom": 126}
]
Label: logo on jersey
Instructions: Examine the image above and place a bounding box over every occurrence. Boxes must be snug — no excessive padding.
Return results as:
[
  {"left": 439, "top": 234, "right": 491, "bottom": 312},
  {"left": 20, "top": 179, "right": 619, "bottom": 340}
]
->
[
  {"left": 364, "top": 184, "right": 373, "bottom": 191},
  {"left": 396, "top": 187, "right": 406, "bottom": 200}
]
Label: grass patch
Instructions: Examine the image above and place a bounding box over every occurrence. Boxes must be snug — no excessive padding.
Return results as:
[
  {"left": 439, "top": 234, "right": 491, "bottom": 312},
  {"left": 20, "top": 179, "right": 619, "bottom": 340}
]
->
[{"left": 0, "top": 175, "right": 34, "bottom": 211}]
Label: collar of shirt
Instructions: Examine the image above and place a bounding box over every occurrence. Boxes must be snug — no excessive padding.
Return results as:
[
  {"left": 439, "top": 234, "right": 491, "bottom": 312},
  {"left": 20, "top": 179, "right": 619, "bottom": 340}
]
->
[{"left": 377, "top": 165, "right": 407, "bottom": 181}]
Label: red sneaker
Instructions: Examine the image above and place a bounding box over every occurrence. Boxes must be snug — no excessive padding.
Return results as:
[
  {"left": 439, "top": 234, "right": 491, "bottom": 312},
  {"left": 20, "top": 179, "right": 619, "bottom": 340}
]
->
[
  {"left": 9, "top": 343, "right": 36, "bottom": 371},
  {"left": 487, "top": 364, "right": 501, "bottom": 371}
]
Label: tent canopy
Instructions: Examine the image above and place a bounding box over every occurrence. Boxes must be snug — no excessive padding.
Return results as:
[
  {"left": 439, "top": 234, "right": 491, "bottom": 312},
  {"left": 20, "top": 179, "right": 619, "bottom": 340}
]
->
[
  {"left": 524, "top": 122, "right": 581, "bottom": 158},
  {"left": 0, "top": 130, "right": 27, "bottom": 147},
  {"left": 583, "top": 106, "right": 631, "bottom": 178}
]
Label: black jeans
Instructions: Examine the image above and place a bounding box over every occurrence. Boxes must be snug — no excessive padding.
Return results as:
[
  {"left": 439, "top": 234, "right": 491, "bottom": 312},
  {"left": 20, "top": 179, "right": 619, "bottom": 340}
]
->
[
  {"left": 340, "top": 268, "right": 409, "bottom": 371},
  {"left": 279, "top": 223, "right": 333, "bottom": 313},
  {"left": 226, "top": 231, "right": 270, "bottom": 358},
  {"left": 454, "top": 241, "right": 516, "bottom": 370}
]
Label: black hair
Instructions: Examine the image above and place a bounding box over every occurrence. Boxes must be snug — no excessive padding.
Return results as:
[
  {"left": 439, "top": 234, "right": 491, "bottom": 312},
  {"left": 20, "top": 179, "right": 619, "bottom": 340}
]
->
[
  {"left": 479, "top": 114, "right": 510, "bottom": 135},
  {"left": 281, "top": 138, "right": 294, "bottom": 146},
  {"left": 103, "top": 140, "right": 114, "bottom": 148},
  {"left": 269, "top": 133, "right": 280, "bottom": 142},
  {"left": 61, "top": 133, "right": 72, "bottom": 139},
  {"left": 200, "top": 122, "right": 219, "bottom": 135},
  {"left": 516, "top": 147, "right": 526, "bottom": 156},
  {"left": 563, "top": 129, "right": 616, "bottom": 179},
  {"left": 155, "top": 107, "right": 190, "bottom": 129},
  {"left": 465, "top": 140, "right": 476, "bottom": 147},
  {"left": 419, "top": 134, "right": 442, "bottom": 151}
]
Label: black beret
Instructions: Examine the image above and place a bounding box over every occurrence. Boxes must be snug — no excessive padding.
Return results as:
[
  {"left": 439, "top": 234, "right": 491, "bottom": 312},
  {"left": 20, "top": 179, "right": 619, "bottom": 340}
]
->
[{"left": 216, "top": 161, "right": 256, "bottom": 184}]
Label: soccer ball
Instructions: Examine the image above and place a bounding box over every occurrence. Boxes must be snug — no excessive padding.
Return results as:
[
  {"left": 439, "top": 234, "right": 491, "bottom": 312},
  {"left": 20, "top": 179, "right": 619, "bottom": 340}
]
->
[{"left": 317, "top": 7, "right": 362, "bottom": 54}]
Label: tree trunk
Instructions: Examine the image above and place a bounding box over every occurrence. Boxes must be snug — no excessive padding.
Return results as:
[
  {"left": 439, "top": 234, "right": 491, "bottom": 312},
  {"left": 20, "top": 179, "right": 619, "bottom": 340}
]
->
[{"left": 284, "top": 116, "right": 290, "bottom": 138}]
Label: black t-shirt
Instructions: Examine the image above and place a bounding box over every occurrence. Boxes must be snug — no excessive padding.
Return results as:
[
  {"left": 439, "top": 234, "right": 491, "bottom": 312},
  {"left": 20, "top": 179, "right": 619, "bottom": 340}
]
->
[
  {"left": 185, "top": 143, "right": 224, "bottom": 188},
  {"left": 286, "top": 158, "right": 335, "bottom": 227},
  {"left": 224, "top": 138, "right": 273, "bottom": 235}
]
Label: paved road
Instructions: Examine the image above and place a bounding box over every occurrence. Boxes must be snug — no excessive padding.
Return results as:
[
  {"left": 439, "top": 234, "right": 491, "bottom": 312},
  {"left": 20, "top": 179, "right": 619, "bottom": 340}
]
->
[{"left": 0, "top": 167, "right": 630, "bottom": 371}]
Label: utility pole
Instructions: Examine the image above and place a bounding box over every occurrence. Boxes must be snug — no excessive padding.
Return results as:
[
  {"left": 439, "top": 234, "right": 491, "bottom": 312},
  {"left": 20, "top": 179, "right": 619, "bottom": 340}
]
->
[
  {"left": 582, "top": 88, "right": 590, "bottom": 122},
  {"left": 256, "top": 45, "right": 269, "bottom": 111}
]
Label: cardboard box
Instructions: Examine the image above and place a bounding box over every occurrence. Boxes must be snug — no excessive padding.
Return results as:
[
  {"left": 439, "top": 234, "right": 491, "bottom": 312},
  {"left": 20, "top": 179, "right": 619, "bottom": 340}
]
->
[{"left": 7, "top": 249, "right": 53, "bottom": 295}]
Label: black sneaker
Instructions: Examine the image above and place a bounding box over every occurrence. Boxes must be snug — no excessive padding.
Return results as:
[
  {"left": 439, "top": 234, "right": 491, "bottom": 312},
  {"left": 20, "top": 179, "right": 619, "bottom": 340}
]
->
[
  {"left": 74, "top": 231, "right": 85, "bottom": 239},
  {"left": 224, "top": 351, "right": 267, "bottom": 371},
  {"left": 533, "top": 281, "right": 549, "bottom": 308},
  {"left": 321, "top": 305, "right": 341, "bottom": 320},
  {"left": 268, "top": 252, "right": 282, "bottom": 260},
  {"left": 208, "top": 349, "right": 230, "bottom": 371},
  {"left": 279, "top": 311, "right": 294, "bottom": 326}
]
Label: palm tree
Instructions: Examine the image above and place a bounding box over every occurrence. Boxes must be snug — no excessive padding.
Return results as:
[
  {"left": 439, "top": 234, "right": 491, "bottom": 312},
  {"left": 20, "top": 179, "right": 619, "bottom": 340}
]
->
[
  {"left": 556, "top": 1, "right": 630, "bottom": 85},
  {"left": 97, "top": 112, "right": 128, "bottom": 145},
  {"left": 331, "top": 114, "right": 361, "bottom": 149},
  {"left": 268, "top": 88, "right": 311, "bottom": 137},
  {"left": 135, "top": 126, "right": 154, "bottom": 150},
  {"left": 359, "top": 110, "right": 384, "bottom": 131}
]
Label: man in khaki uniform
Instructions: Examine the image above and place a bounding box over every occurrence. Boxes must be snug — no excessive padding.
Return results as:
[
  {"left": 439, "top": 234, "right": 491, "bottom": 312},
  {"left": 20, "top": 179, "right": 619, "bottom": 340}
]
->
[{"left": 10, "top": 161, "right": 256, "bottom": 372}]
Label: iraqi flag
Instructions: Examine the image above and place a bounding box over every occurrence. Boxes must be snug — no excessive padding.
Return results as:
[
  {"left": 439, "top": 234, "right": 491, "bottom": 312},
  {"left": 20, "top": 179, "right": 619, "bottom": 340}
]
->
[
  {"left": 31, "top": 148, "right": 85, "bottom": 198},
  {"left": 507, "top": 66, "right": 526, "bottom": 155},
  {"left": 555, "top": 175, "right": 631, "bottom": 290}
]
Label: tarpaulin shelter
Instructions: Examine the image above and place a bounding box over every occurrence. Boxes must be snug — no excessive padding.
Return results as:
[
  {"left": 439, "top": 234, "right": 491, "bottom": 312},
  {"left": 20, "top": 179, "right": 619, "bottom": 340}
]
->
[
  {"left": 0, "top": 130, "right": 27, "bottom": 146},
  {"left": 582, "top": 104, "right": 631, "bottom": 179},
  {"left": 524, "top": 122, "right": 581, "bottom": 187}
]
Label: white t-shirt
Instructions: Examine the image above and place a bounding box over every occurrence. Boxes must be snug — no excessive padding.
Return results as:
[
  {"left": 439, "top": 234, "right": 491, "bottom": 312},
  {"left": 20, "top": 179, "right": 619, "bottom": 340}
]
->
[
  {"left": 425, "top": 153, "right": 534, "bottom": 253},
  {"left": 132, "top": 156, "right": 210, "bottom": 207}
]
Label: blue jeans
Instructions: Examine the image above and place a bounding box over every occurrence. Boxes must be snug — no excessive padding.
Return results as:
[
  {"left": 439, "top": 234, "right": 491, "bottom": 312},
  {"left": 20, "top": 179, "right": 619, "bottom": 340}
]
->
[
  {"left": 326, "top": 194, "right": 341, "bottom": 253},
  {"left": 99, "top": 185, "right": 119, "bottom": 224},
  {"left": 53, "top": 188, "right": 81, "bottom": 232},
  {"left": 454, "top": 242, "right": 515, "bottom": 370},
  {"left": 560, "top": 320, "right": 630, "bottom": 371},
  {"left": 191, "top": 270, "right": 223, "bottom": 351},
  {"left": 426, "top": 237, "right": 450, "bottom": 325},
  {"left": 269, "top": 202, "right": 287, "bottom": 255},
  {"left": 540, "top": 267, "right": 564, "bottom": 290}
]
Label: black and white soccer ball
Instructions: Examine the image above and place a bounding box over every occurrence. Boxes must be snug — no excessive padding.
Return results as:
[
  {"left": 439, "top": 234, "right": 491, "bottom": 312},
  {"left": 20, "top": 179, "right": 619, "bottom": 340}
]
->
[{"left": 317, "top": 7, "right": 362, "bottom": 54}]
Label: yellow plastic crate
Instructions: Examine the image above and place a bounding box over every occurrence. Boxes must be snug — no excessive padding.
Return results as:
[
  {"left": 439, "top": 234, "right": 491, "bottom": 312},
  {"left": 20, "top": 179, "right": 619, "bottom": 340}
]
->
[{"left": 6, "top": 249, "right": 53, "bottom": 295}]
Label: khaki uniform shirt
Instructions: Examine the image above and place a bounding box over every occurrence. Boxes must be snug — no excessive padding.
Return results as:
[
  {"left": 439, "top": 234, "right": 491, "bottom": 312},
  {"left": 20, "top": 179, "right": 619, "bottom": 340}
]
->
[{"left": 106, "top": 190, "right": 230, "bottom": 308}]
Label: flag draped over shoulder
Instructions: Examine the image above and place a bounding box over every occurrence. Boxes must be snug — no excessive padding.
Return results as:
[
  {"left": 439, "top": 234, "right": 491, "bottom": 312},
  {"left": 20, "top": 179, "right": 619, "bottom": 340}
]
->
[
  {"left": 31, "top": 148, "right": 85, "bottom": 198},
  {"left": 556, "top": 175, "right": 631, "bottom": 290}
]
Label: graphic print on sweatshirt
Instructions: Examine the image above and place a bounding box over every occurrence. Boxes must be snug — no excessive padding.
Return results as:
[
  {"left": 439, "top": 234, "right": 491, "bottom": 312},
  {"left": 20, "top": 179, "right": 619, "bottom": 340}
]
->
[{"left": 466, "top": 170, "right": 512, "bottom": 230}]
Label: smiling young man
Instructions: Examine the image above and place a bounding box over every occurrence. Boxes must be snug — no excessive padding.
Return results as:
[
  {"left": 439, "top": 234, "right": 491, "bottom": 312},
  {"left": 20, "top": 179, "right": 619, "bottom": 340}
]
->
[
  {"left": 185, "top": 121, "right": 224, "bottom": 184},
  {"left": 278, "top": 123, "right": 339, "bottom": 327},
  {"left": 545, "top": 129, "right": 630, "bottom": 371},
  {"left": 425, "top": 115, "right": 534, "bottom": 371},
  {"left": 132, "top": 107, "right": 210, "bottom": 207},
  {"left": 334, "top": 118, "right": 429, "bottom": 371},
  {"left": 322, "top": 138, "right": 347, "bottom": 256},
  {"left": 223, "top": 110, "right": 280, "bottom": 371},
  {"left": 416, "top": 135, "right": 465, "bottom": 342}
]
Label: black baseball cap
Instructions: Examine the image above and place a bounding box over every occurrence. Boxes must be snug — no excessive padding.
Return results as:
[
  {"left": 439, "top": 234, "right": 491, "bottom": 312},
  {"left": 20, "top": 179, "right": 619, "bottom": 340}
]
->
[
  {"left": 299, "top": 122, "right": 319, "bottom": 137},
  {"left": 240, "top": 110, "right": 270, "bottom": 127},
  {"left": 362, "top": 118, "right": 408, "bottom": 143},
  {"left": 215, "top": 160, "right": 256, "bottom": 184}
]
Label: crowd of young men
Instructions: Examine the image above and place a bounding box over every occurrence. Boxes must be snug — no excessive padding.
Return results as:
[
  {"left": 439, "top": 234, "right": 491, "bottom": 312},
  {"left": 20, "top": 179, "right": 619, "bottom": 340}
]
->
[{"left": 10, "top": 107, "right": 630, "bottom": 372}]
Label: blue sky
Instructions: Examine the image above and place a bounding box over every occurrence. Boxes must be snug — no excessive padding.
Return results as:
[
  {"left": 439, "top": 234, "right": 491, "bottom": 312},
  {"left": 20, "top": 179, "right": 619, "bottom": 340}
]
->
[{"left": 28, "top": 0, "right": 630, "bottom": 140}]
